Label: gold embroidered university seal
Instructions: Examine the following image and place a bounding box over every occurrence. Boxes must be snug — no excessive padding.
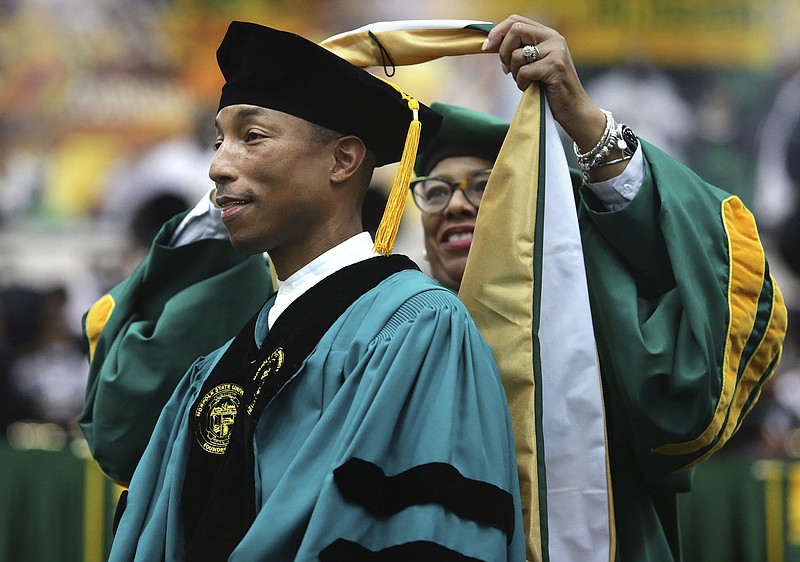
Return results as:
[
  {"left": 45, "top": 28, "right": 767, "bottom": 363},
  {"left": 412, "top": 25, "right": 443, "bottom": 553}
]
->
[{"left": 194, "top": 383, "right": 244, "bottom": 454}]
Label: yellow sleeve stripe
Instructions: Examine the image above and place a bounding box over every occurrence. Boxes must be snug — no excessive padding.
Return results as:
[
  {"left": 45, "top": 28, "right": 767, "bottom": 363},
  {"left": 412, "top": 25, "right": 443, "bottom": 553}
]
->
[
  {"left": 654, "top": 196, "right": 769, "bottom": 457},
  {"left": 85, "top": 294, "right": 115, "bottom": 363},
  {"left": 678, "top": 278, "right": 786, "bottom": 468}
]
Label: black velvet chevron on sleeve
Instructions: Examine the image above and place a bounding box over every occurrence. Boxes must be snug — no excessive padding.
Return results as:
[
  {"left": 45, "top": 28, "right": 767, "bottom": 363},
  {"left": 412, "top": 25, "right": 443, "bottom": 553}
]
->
[
  {"left": 319, "top": 539, "right": 486, "bottom": 562},
  {"left": 333, "top": 457, "right": 515, "bottom": 543}
]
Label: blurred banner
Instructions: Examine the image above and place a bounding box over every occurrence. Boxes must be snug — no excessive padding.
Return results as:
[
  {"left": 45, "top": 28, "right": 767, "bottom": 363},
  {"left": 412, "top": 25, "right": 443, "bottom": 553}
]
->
[
  {"left": 539, "top": 0, "right": 800, "bottom": 68},
  {"left": 0, "top": 438, "right": 121, "bottom": 562},
  {"left": 678, "top": 456, "right": 800, "bottom": 562},
  {"left": 1, "top": 0, "right": 797, "bottom": 220}
]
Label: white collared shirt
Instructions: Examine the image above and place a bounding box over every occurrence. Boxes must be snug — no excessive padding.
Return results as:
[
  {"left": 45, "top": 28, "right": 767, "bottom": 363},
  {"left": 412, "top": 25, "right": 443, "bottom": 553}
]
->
[{"left": 267, "top": 232, "right": 377, "bottom": 328}]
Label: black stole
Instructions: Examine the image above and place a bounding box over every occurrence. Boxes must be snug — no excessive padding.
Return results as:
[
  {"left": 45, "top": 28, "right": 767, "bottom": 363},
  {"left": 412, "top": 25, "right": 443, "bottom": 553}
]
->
[{"left": 181, "top": 255, "right": 417, "bottom": 561}]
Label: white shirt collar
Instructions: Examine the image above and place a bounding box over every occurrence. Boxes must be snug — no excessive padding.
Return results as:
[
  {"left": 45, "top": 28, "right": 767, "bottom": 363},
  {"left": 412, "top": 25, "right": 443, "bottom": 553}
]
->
[{"left": 267, "top": 232, "right": 377, "bottom": 328}]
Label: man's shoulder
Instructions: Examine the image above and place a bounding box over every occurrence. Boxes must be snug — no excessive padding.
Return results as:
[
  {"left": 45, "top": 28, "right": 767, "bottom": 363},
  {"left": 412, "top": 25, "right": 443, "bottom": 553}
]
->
[
  {"left": 364, "top": 267, "right": 471, "bottom": 325},
  {"left": 376, "top": 266, "right": 459, "bottom": 302}
]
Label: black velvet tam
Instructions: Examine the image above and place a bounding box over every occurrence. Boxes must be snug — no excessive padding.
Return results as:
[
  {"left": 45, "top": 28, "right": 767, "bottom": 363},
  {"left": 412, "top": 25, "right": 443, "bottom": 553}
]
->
[{"left": 216, "top": 21, "right": 443, "bottom": 167}]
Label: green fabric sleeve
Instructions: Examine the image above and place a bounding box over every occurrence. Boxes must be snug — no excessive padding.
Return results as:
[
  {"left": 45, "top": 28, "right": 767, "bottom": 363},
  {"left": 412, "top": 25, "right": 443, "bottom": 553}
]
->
[
  {"left": 79, "top": 211, "right": 273, "bottom": 484},
  {"left": 577, "top": 141, "right": 786, "bottom": 479}
]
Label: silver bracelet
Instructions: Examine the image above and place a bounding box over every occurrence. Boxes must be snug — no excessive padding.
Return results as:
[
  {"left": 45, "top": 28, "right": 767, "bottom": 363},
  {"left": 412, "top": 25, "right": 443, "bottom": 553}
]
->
[
  {"left": 594, "top": 154, "right": 633, "bottom": 168},
  {"left": 575, "top": 116, "right": 639, "bottom": 182},
  {"left": 573, "top": 109, "right": 617, "bottom": 174}
]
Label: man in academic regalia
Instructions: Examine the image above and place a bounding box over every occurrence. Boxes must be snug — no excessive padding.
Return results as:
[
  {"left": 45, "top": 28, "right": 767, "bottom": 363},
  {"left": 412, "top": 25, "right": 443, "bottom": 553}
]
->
[{"left": 85, "top": 21, "right": 524, "bottom": 562}]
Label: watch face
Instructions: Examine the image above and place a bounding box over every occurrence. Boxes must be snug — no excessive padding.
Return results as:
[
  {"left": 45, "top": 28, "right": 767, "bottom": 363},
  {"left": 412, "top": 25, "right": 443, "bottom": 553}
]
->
[{"left": 618, "top": 124, "right": 639, "bottom": 153}]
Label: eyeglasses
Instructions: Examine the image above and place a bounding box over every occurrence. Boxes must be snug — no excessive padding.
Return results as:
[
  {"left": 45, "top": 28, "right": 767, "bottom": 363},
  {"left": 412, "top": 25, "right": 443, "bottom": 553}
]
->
[{"left": 409, "top": 169, "right": 492, "bottom": 214}]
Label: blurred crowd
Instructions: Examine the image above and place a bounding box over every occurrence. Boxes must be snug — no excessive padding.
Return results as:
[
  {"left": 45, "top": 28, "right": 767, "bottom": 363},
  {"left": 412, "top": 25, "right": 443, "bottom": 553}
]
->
[{"left": 0, "top": 0, "right": 799, "bottom": 461}]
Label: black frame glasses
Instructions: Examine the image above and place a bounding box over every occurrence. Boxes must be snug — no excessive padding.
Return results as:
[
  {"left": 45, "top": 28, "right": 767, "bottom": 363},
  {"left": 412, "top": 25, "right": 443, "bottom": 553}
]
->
[{"left": 409, "top": 169, "right": 492, "bottom": 214}]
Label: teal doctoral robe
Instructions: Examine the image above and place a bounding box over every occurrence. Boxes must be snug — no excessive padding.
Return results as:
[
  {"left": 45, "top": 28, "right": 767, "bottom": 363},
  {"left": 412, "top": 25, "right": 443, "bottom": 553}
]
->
[{"left": 107, "top": 263, "right": 525, "bottom": 561}]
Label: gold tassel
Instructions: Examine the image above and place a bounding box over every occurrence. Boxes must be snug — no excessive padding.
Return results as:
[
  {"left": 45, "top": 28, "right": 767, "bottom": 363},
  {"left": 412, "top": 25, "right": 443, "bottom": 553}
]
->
[{"left": 373, "top": 99, "right": 421, "bottom": 255}]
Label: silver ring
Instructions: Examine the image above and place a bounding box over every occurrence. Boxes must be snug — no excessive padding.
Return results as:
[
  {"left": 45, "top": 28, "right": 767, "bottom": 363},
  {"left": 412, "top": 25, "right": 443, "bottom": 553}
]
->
[{"left": 522, "top": 44, "right": 539, "bottom": 64}]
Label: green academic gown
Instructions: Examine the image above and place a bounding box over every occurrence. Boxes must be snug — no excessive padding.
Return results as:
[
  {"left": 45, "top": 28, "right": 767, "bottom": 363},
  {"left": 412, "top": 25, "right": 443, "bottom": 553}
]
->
[
  {"left": 106, "top": 261, "right": 524, "bottom": 561},
  {"left": 576, "top": 142, "right": 786, "bottom": 561},
  {"left": 79, "top": 211, "right": 273, "bottom": 484}
]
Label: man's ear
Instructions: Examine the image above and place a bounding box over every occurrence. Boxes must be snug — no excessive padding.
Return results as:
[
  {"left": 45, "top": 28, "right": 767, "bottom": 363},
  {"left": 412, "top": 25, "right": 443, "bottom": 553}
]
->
[{"left": 330, "top": 136, "right": 367, "bottom": 184}]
